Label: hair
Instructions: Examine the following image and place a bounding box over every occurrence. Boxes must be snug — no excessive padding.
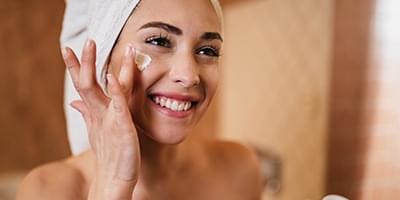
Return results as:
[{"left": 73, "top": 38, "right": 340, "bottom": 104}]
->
[{"left": 210, "top": 0, "right": 224, "bottom": 30}]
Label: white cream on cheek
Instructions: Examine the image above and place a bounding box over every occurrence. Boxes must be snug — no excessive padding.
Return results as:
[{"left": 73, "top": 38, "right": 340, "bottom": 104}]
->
[{"left": 135, "top": 50, "right": 152, "bottom": 72}]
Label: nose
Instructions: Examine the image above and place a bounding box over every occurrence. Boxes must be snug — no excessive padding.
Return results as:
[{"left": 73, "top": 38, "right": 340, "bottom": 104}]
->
[{"left": 168, "top": 53, "right": 200, "bottom": 88}]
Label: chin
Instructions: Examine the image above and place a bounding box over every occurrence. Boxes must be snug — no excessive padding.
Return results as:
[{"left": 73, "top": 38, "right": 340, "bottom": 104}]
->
[{"left": 144, "top": 125, "right": 193, "bottom": 145}]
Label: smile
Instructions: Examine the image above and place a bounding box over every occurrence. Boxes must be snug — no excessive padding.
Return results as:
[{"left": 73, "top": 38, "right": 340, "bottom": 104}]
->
[
  {"left": 148, "top": 93, "right": 199, "bottom": 118},
  {"left": 152, "top": 96, "right": 192, "bottom": 112}
]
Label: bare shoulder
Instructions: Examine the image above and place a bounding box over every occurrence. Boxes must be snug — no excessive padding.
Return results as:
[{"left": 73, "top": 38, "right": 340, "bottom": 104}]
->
[
  {"left": 204, "top": 140, "right": 263, "bottom": 199},
  {"left": 17, "top": 159, "right": 86, "bottom": 200}
]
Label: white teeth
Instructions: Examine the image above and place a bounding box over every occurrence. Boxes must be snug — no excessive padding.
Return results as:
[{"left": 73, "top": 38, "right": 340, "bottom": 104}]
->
[
  {"left": 171, "top": 101, "right": 179, "bottom": 111},
  {"left": 178, "top": 103, "right": 185, "bottom": 111},
  {"left": 152, "top": 96, "right": 193, "bottom": 112},
  {"left": 184, "top": 102, "right": 191, "bottom": 111},
  {"left": 165, "top": 99, "right": 172, "bottom": 108},
  {"left": 160, "top": 97, "right": 166, "bottom": 107}
]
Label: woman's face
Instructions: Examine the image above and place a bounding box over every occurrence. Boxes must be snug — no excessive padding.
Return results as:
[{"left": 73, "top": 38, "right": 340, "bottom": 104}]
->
[{"left": 107, "top": 0, "right": 223, "bottom": 144}]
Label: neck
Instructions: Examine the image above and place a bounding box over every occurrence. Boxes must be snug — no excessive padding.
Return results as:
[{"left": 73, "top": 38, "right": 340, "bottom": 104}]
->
[{"left": 136, "top": 129, "right": 184, "bottom": 185}]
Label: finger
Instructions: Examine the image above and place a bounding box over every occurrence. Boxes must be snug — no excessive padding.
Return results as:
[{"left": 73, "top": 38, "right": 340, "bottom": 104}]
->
[
  {"left": 80, "top": 39, "right": 97, "bottom": 89},
  {"left": 78, "top": 39, "right": 108, "bottom": 109},
  {"left": 118, "top": 45, "right": 136, "bottom": 99},
  {"left": 62, "top": 47, "right": 81, "bottom": 91},
  {"left": 107, "top": 73, "right": 131, "bottom": 118}
]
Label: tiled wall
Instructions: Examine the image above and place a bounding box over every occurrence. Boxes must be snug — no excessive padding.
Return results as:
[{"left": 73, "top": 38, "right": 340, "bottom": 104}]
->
[{"left": 218, "top": 0, "right": 333, "bottom": 199}]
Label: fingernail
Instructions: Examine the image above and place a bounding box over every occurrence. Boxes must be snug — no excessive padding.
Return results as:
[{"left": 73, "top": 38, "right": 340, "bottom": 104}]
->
[
  {"left": 61, "top": 48, "right": 67, "bottom": 59},
  {"left": 85, "top": 39, "right": 93, "bottom": 49},
  {"left": 125, "top": 45, "right": 132, "bottom": 57},
  {"left": 106, "top": 73, "right": 113, "bottom": 82},
  {"left": 129, "top": 44, "right": 135, "bottom": 54}
]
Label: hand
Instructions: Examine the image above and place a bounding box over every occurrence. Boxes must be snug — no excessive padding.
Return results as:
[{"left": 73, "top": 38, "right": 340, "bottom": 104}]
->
[{"left": 62, "top": 39, "right": 140, "bottom": 200}]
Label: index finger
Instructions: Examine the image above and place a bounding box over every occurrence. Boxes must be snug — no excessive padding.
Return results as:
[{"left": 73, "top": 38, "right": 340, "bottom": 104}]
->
[{"left": 118, "top": 44, "right": 137, "bottom": 98}]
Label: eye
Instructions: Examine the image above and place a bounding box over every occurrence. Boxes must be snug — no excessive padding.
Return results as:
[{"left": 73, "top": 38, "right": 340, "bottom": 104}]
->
[
  {"left": 145, "top": 34, "right": 172, "bottom": 48},
  {"left": 196, "top": 46, "right": 221, "bottom": 57}
]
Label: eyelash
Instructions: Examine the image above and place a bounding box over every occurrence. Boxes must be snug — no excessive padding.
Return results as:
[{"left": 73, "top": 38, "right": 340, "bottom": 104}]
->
[
  {"left": 145, "top": 33, "right": 172, "bottom": 48},
  {"left": 144, "top": 34, "right": 221, "bottom": 57},
  {"left": 196, "top": 45, "right": 221, "bottom": 57}
]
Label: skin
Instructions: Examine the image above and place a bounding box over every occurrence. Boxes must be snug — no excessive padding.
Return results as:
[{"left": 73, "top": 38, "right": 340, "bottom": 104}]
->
[{"left": 16, "top": 0, "right": 263, "bottom": 199}]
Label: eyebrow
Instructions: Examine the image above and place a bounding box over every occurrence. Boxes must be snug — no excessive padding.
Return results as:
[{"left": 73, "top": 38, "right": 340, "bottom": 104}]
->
[
  {"left": 139, "top": 21, "right": 182, "bottom": 35},
  {"left": 201, "top": 32, "right": 223, "bottom": 42},
  {"left": 138, "top": 21, "right": 223, "bottom": 42}
]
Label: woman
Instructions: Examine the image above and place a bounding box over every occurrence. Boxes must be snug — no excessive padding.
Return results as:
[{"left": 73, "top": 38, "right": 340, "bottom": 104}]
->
[{"left": 17, "top": 0, "right": 263, "bottom": 199}]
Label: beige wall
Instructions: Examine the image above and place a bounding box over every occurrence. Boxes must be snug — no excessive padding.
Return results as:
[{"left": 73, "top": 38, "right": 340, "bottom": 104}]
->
[{"left": 218, "top": 0, "right": 333, "bottom": 199}]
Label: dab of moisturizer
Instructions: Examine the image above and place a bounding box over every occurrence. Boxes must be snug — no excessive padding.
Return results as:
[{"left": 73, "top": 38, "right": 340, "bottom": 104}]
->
[{"left": 135, "top": 51, "right": 152, "bottom": 72}]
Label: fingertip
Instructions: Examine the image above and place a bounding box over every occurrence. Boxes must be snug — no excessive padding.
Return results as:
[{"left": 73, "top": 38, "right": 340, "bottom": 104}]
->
[
  {"left": 69, "top": 101, "right": 81, "bottom": 112},
  {"left": 61, "top": 47, "right": 68, "bottom": 59},
  {"left": 86, "top": 38, "right": 95, "bottom": 49},
  {"left": 82, "top": 39, "right": 96, "bottom": 61},
  {"left": 129, "top": 45, "right": 136, "bottom": 58},
  {"left": 62, "top": 47, "right": 75, "bottom": 68},
  {"left": 127, "top": 45, "right": 138, "bottom": 73},
  {"left": 124, "top": 44, "right": 132, "bottom": 58},
  {"left": 106, "top": 73, "right": 119, "bottom": 92},
  {"left": 106, "top": 73, "right": 114, "bottom": 84}
]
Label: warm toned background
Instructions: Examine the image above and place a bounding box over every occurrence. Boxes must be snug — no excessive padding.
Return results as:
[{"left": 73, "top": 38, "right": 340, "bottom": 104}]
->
[
  {"left": 1, "top": 0, "right": 400, "bottom": 200},
  {"left": 219, "top": 0, "right": 332, "bottom": 199},
  {"left": 0, "top": 0, "right": 69, "bottom": 171}
]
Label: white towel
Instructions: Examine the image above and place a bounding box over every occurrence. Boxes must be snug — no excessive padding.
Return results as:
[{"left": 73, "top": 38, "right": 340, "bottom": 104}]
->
[{"left": 61, "top": 0, "right": 223, "bottom": 155}]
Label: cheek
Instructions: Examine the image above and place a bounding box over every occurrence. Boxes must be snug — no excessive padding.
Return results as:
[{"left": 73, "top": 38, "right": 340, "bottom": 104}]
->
[
  {"left": 128, "top": 68, "right": 161, "bottom": 119},
  {"left": 202, "top": 68, "right": 219, "bottom": 98},
  {"left": 137, "top": 54, "right": 169, "bottom": 81}
]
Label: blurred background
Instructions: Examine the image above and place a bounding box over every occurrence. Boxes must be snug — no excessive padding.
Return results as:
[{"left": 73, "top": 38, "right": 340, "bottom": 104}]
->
[{"left": 0, "top": 0, "right": 399, "bottom": 199}]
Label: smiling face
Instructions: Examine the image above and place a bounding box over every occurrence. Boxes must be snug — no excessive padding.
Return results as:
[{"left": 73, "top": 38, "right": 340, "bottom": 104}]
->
[{"left": 107, "top": 0, "right": 223, "bottom": 144}]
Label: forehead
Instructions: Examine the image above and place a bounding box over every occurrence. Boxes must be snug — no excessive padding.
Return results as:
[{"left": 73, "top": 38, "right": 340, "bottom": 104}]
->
[{"left": 128, "top": 0, "right": 222, "bottom": 33}]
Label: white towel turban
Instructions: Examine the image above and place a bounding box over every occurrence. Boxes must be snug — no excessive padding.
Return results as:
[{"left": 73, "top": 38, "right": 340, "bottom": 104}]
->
[{"left": 61, "top": 0, "right": 223, "bottom": 155}]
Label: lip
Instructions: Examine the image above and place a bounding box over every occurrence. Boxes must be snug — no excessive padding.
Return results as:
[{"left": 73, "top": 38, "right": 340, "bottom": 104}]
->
[{"left": 148, "top": 97, "right": 195, "bottom": 119}]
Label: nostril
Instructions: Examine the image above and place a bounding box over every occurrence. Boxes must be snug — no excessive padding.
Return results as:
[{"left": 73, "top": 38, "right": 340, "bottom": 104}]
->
[
  {"left": 168, "top": 63, "right": 200, "bottom": 88},
  {"left": 175, "top": 78, "right": 200, "bottom": 88}
]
